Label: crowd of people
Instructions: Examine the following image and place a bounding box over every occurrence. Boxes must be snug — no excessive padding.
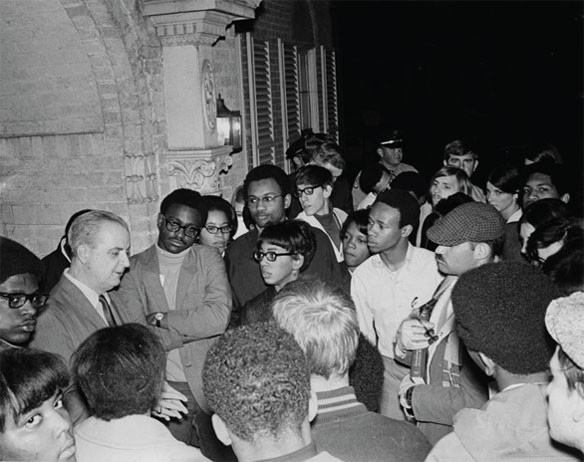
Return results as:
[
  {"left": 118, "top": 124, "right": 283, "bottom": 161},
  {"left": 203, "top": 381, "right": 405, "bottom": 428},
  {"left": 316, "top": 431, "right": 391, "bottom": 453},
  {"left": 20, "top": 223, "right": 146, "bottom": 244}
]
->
[{"left": 0, "top": 131, "right": 582, "bottom": 462}]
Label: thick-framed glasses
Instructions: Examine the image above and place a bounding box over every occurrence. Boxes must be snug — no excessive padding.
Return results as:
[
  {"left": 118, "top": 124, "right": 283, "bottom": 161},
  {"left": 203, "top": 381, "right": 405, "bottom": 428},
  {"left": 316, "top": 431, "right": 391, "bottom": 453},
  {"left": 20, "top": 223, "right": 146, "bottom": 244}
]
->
[
  {"left": 253, "top": 251, "right": 296, "bottom": 262},
  {"left": 204, "top": 224, "right": 233, "bottom": 235},
  {"left": 162, "top": 216, "right": 200, "bottom": 238},
  {"left": 0, "top": 292, "right": 49, "bottom": 309},
  {"left": 294, "top": 185, "right": 323, "bottom": 198},
  {"left": 246, "top": 195, "right": 282, "bottom": 207}
]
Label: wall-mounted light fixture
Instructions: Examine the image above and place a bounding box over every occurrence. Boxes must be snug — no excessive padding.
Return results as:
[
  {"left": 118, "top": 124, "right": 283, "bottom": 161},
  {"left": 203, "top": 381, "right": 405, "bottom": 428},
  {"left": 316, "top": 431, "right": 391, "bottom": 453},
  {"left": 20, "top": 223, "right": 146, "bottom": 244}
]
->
[{"left": 216, "top": 94, "right": 242, "bottom": 153}]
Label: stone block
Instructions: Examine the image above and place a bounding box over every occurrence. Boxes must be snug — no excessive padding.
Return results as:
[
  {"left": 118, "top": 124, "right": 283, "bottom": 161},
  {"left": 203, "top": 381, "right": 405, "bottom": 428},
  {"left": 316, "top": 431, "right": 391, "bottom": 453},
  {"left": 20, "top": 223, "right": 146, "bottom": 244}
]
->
[
  {"left": 0, "top": 205, "right": 15, "bottom": 225},
  {"left": 87, "top": 185, "right": 126, "bottom": 203},
  {"left": 36, "top": 205, "right": 64, "bottom": 225},
  {"left": 12, "top": 205, "right": 37, "bottom": 225}
]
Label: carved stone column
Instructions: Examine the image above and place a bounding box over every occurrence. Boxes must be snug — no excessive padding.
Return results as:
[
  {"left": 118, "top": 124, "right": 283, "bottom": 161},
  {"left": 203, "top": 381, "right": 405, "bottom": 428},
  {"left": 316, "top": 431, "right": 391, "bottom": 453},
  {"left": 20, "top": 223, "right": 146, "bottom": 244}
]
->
[{"left": 141, "top": 0, "right": 259, "bottom": 195}]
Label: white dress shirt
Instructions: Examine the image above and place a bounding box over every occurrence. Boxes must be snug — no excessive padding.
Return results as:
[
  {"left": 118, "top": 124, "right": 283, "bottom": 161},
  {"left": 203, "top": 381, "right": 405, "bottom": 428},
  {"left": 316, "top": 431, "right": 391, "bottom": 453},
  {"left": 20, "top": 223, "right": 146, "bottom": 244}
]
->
[{"left": 351, "top": 244, "right": 443, "bottom": 358}]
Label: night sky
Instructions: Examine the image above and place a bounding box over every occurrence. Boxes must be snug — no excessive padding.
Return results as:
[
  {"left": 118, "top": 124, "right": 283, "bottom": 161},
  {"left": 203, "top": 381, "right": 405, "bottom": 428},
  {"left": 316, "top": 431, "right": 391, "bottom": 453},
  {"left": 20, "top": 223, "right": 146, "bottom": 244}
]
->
[{"left": 332, "top": 1, "right": 583, "bottom": 184}]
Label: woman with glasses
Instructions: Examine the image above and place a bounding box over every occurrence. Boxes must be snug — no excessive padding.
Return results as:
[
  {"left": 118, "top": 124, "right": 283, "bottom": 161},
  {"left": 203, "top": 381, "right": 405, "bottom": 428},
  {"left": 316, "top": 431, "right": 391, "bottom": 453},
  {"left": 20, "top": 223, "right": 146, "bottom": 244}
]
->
[
  {"left": 294, "top": 165, "right": 348, "bottom": 263},
  {"left": 238, "top": 220, "right": 316, "bottom": 326},
  {"left": 0, "top": 237, "right": 47, "bottom": 350},
  {"left": 197, "top": 195, "right": 237, "bottom": 256}
]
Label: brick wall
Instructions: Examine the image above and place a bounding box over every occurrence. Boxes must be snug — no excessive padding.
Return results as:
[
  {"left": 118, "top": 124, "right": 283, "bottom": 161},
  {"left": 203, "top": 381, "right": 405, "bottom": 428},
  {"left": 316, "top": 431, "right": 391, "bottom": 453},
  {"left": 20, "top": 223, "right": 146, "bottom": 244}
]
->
[
  {"left": 235, "top": 0, "right": 334, "bottom": 172},
  {"left": 0, "top": 0, "right": 166, "bottom": 256},
  {"left": 0, "top": 0, "right": 334, "bottom": 256}
]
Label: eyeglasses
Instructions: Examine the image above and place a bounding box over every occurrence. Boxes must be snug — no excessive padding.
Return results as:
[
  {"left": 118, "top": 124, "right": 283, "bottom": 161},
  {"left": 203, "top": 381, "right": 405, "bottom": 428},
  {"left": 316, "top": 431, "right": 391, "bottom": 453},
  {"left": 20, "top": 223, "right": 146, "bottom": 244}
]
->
[
  {"left": 246, "top": 195, "right": 282, "bottom": 206},
  {"left": 204, "top": 224, "right": 233, "bottom": 235},
  {"left": 253, "top": 251, "right": 296, "bottom": 262},
  {"left": 294, "top": 185, "right": 322, "bottom": 198},
  {"left": 162, "top": 216, "right": 200, "bottom": 238},
  {"left": 0, "top": 292, "right": 49, "bottom": 309}
]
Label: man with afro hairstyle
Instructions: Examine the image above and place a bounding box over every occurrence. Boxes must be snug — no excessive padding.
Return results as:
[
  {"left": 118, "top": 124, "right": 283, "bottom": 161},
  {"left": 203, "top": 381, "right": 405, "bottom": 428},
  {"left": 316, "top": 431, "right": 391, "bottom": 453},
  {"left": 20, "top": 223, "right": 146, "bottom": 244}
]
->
[
  {"left": 427, "top": 262, "right": 579, "bottom": 461},
  {"left": 202, "top": 323, "right": 341, "bottom": 462}
]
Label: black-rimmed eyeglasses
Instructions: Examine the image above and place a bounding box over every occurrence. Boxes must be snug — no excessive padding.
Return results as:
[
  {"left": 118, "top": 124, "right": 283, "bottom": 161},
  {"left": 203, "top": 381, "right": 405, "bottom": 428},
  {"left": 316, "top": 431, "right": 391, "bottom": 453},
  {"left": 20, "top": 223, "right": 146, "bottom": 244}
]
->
[
  {"left": 0, "top": 292, "right": 49, "bottom": 309},
  {"left": 162, "top": 216, "right": 200, "bottom": 238},
  {"left": 253, "top": 251, "right": 296, "bottom": 262},
  {"left": 204, "top": 225, "right": 233, "bottom": 235},
  {"left": 294, "top": 185, "right": 323, "bottom": 198}
]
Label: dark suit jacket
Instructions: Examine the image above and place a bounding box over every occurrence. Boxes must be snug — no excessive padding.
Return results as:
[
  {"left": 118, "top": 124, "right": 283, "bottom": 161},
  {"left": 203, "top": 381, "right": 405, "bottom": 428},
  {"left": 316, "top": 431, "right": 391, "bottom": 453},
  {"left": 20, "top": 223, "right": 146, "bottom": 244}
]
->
[
  {"left": 31, "top": 274, "right": 145, "bottom": 424},
  {"left": 111, "top": 244, "right": 231, "bottom": 413},
  {"left": 31, "top": 275, "right": 142, "bottom": 363}
]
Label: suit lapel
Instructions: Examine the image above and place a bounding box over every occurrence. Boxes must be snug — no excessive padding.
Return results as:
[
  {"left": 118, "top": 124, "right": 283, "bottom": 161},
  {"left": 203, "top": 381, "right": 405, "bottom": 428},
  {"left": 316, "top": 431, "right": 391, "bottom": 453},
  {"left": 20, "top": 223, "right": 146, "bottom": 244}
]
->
[
  {"left": 142, "top": 247, "right": 171, "bottom": 315},
  {"left": 58, "top": 277, "right": 107, "bottom": 329}
]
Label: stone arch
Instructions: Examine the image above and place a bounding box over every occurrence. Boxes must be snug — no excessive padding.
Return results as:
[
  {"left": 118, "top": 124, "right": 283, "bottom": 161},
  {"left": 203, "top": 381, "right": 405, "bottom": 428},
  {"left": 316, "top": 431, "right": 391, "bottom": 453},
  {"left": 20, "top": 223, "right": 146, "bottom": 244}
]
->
[{"left": 56, "top": 0, "right": 165, "bottom": 250}]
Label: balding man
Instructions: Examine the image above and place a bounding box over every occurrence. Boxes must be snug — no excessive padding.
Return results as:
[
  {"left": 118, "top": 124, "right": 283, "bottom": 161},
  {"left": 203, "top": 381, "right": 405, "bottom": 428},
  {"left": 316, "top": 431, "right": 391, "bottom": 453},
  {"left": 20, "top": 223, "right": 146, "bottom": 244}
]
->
[
  {"left": 31, "top": 210, "right": 139, "bottom": 361},
  {"left": 31, "top": 211, "right": 152, "bottom": 424}
]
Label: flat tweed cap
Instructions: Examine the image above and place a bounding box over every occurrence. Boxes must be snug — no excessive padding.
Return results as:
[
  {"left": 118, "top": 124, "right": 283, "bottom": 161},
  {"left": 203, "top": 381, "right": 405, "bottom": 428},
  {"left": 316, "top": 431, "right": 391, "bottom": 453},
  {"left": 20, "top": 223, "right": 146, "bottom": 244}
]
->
[
  {"left": 0, "top": 237, "right": 42, "bottom": 284},
  {"left": 546, "top": 292, "right": 584, "bottom": 369},
  {"left": 427, "top": 202, "right": 505, "bottom": 246},
  {"left": 453, "top": 261, "right": 559, "bottom": 374}
]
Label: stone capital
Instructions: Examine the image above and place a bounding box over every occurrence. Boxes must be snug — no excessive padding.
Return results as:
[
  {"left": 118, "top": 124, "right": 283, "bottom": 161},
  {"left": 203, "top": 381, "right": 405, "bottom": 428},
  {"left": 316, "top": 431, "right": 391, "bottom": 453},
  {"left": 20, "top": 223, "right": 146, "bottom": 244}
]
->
[
  {"left": 141, "top": 0, "right": 259, "bottom": 45},
  {"left": 166, "top": 146, "right": 233, "bottom": 194}
]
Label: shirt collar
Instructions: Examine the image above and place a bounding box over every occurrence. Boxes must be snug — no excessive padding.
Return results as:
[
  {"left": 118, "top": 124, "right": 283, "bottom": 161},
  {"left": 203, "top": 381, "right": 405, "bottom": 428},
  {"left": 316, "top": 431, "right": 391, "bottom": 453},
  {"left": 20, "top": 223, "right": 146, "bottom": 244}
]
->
[
  {"left": 507, "top": 208, "right": 523, "bottom": 223},
  {"left": 64, "top": 269, "right": 101, "bottom": 308},
  {"left": 254, "top": 442, "right": 317, "bottom": 462}
]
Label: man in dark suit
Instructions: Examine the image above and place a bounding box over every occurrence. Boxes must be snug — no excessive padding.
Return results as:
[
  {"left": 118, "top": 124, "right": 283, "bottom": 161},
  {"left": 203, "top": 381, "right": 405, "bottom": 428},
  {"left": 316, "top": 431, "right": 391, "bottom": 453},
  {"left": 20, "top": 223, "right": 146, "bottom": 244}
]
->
[
  {"left": 32, "top": 210, "right": 136, "bottom": 360},
  {"left": 31, "top": 210, "right": 150, "bottom": 424}
]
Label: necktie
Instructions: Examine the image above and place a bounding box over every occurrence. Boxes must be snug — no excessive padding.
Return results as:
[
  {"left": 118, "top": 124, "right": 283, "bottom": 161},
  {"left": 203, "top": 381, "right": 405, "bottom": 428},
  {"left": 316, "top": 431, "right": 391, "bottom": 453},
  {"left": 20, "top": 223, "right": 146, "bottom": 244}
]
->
[{"left": 99, "top": 295, "right": 117, "bottom": 327}]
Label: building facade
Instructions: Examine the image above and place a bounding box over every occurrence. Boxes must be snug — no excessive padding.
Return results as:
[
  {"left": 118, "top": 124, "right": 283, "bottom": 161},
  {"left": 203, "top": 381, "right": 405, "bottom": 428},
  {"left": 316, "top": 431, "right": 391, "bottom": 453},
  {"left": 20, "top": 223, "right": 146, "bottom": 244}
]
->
[{"left": 0, "top": 0, "right": 338, "bottom": 255}]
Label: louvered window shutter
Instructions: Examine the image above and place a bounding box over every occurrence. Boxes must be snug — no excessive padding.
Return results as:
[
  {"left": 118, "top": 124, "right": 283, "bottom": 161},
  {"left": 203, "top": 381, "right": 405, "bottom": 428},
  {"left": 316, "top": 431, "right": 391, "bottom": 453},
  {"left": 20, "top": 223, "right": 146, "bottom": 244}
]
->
[
  {"left": 246, "top": 34, "right": 275, "bottom": 166},
  {"left": 323, "top": 47, "right": 339, "bottom": 142},
  {"left": 278, "top": 40, "right": 301, "bottom": 153}
]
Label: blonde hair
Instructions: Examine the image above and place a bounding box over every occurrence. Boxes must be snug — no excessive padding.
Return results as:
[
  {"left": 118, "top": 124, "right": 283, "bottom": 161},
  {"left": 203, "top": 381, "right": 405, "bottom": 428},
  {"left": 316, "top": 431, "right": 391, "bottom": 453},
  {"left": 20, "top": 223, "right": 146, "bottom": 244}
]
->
[{"left": 272, "top": 278, "right": 359, "bottom": 379}]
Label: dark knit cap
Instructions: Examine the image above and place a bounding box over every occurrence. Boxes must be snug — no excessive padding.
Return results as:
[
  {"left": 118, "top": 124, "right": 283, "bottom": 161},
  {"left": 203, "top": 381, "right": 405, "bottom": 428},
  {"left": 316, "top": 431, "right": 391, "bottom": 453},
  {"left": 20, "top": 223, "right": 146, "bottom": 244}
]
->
[
  {"left": 359, "top": 163, "right": 385, "bottom": 194},
  {"left": 453, "top": 261, "right": 559, "bottom": 374},
  {"left": 0, "top": 237, "right": 42, "bottom": 284},
  {"left": 391, "top": 172, "right": 427, "bottom": 200},
  {"left": 375, "top": 188, "right": 420, "bottom": 229},
  {"left": 427, "top": 202, "right": 505, "bottom": 246}
]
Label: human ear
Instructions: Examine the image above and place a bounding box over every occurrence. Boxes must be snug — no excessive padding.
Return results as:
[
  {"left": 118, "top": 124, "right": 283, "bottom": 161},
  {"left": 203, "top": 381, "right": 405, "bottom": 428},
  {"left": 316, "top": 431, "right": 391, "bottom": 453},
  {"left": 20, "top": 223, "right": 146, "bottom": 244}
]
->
[
  {"left": 473, "top": 242, "right": 491, "bottom": 260},
  {"left": 292, "top": 255, "right": 304, "bottom": 271},
  {"left": 560, "top": 193, "right": 570, "bottom": 205},
  {"left": 478, "top": 352, "right": 496, "bottom": 376},
  {"left": 472, "top": 160, "right": 479, "bottom": 173},
  {"left": 401, "top": 224, "right": 413, "bottom": 238},
  {"left": 376, "top": 147, "right": 384, "bottom": 159},
  {"left": 212, "top": 414, "right": 232, "bottom": 446},
  {"left": 77, "top": 244, "right": 90, "bottom": 264},
  {"left": 323, "top": 184, "right": 333, "bottom": 199},
  {"left": 571, "top": 385, "right": 584, "bottom": 422},
  {"left": 308, "top": 390, "right": 318, "bottom": 423},
  {"left": 284, "top": 194, "right": 292, "bottom": 210}
]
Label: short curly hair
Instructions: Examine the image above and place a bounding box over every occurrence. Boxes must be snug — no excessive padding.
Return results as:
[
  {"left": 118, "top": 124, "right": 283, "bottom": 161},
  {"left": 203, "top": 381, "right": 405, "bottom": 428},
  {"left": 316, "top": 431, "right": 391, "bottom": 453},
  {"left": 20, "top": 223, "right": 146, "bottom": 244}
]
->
[{"left": 202, "top": 323, "right": 310, "bottom": 442}]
